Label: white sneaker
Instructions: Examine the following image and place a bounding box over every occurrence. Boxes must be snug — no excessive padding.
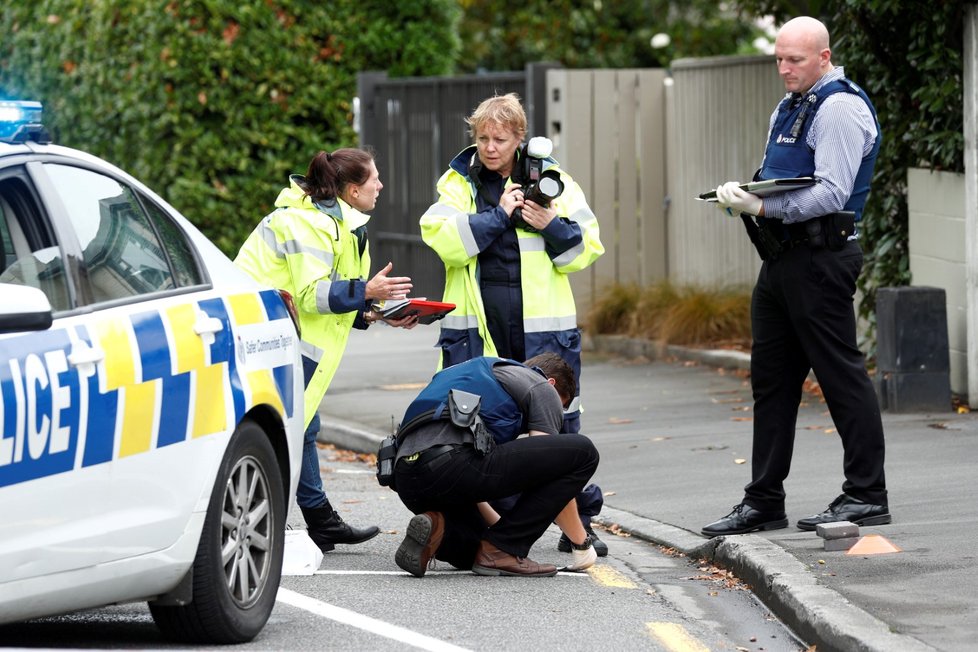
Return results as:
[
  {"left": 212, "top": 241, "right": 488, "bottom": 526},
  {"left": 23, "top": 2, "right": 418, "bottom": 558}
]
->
[{"left": 563, "top": 536, "right": 597, "bottom": 571}]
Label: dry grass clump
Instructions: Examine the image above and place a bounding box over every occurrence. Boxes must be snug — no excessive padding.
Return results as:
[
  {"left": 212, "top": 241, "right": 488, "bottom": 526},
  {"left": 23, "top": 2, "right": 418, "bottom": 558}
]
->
[
  {"left": 585, "top": 280, "right": 751, "bottom": 350},
  {"left": 586, "top": 282, "right": 641, "bottom": 335}
]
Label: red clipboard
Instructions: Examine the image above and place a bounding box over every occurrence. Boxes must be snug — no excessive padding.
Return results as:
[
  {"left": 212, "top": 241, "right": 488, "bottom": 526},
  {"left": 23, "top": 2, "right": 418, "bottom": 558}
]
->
[{"left": 378, "top": 299, "right": 456, "bottom": 325}]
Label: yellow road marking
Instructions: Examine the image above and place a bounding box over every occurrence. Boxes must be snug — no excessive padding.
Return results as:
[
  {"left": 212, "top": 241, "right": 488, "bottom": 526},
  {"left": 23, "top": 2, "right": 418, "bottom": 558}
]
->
[
  {"left": 646, "top": 622, "right": 711, "bottom": 652},
  {"left": 588, "top": 565, "right": 637, "bottom": 588}
]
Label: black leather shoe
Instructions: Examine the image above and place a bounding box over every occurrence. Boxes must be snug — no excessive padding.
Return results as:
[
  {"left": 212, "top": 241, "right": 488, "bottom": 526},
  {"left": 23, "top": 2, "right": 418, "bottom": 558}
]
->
[
  {"left": 701, "top": 503, "right": 788, "bottom": 537},
  {"left": 796, "top": 494, "right": 891, "bottom": 531},
  {"left": 301, "top": 503, "right": 380, "bottom": 553},
  {"left": 558, "top": 523, "right": 609, "bottom": 556}
]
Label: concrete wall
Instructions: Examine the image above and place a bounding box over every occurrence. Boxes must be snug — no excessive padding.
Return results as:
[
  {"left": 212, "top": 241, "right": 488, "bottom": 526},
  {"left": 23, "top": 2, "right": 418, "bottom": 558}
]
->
[{"left": 907, "top": 169, "right": 967, "bottom": 396}]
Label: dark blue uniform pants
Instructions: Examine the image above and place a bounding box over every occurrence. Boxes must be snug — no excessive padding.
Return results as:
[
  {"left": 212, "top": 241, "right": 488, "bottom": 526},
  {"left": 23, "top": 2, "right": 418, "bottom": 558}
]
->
[{"left": 744, "top": 240, "right": 887, "bottom": 512}]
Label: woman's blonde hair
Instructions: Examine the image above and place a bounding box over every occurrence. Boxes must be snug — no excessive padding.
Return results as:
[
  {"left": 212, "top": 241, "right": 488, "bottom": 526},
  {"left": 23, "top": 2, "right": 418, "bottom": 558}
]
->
[{"left": 465, "top": 93, "right": 527, "bottom": 140}]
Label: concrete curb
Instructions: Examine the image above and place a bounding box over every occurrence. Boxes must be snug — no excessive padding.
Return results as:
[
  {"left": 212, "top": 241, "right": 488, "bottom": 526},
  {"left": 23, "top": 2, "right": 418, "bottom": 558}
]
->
[
  {"left": 583, "top": 334, "right": 752, "bottom": 371},
  {"left": 319, "top": 414, "right": 385, "bottom": 454},
  {"left": 595, "top": 506, "right": 934, "bottom": 652}
]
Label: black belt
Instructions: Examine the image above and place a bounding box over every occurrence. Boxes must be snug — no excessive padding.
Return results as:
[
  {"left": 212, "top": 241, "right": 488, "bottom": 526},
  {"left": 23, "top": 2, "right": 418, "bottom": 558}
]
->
[
  {"left": 783, "top": 221, "right": 812, "bottom": 249},
  {"left": 399, "top": 444, "right": 458, "bottom": 468},
  {"left": 782, "top": 212, "right": 856, "bottom": 251}
]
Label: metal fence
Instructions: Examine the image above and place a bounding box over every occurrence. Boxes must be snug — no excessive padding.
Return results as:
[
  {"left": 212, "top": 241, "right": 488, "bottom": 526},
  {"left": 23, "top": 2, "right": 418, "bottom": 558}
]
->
[{"left": 356, "top": 56, "right": 783, "bottom": 309}]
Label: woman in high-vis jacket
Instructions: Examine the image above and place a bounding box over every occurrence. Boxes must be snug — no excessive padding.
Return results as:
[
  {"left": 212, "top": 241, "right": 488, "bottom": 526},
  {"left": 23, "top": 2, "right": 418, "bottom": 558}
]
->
[
  {"left": 420, "top": 93, "right": 603, "bottom": 434},
  {"left": 420, "top": 94, "right": 608, "bottom": 556},
  {"left": 236, "top": 148, "right": 415, "bottom": 553}
]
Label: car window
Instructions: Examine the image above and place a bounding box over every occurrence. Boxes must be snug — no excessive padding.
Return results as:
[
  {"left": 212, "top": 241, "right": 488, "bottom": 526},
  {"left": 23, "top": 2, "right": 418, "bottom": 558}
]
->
[
  {"left": 43, "top": 164, "right": 176, "bottom": 303},
  {"left": 141, "top": 197, "right": 204, "bottom": 288},
  {"left": 0, "top": 176, "right": 71, "bottom": 311}
]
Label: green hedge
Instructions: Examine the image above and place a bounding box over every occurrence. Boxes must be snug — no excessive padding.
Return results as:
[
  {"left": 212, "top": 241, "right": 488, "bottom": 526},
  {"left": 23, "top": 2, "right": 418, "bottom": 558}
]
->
[
  {"left": 0, "top": 1, "right": 460, "bottom": 255},
  {"left": 831, "top": 1, "right": 965, "bottom": 351}
]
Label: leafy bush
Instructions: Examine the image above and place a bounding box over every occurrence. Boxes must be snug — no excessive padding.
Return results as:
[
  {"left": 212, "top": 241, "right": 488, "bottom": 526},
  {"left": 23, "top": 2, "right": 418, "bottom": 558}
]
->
[
  {"left": 456, "top": 0, "right": 769, "bottom": 72},
  {"left": 0, "top": 0, "right": 460, "bottom": 255}
]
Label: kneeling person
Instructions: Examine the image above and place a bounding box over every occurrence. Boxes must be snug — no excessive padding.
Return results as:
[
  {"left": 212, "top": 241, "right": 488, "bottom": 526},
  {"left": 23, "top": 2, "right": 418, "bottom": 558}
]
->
[{"left": 389, "top": 353, "right": 599, "bottom": 577}]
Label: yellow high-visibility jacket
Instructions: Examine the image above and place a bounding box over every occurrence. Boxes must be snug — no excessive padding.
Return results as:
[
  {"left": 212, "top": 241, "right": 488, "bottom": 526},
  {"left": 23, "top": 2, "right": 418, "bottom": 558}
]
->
[
  {"left": 420, "top": 145, "right": 603, "bottom": 422},
  {"left": 235, "top": 175, "right": 371, "bottom": 428}
]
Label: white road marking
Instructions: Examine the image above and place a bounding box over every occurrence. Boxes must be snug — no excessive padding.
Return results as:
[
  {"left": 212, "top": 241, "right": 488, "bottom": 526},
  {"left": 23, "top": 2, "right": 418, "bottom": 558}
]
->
[
  {"left": 276, "top": 587, "right": 472, "bottom": 652},
  {"left": 311, "top": 569, "right": 589, "bottom": 577}
]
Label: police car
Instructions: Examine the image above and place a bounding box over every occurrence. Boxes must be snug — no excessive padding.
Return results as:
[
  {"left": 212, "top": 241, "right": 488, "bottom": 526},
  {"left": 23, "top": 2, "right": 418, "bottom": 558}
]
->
[{"left": 0, "top": 101, "right": 304, "bottom": 643}]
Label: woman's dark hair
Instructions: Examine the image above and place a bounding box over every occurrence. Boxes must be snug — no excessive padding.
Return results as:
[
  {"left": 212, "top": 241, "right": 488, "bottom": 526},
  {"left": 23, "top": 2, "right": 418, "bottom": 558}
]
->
[{"left": 304, "top": 148, "right": 375, "bottom": 202}]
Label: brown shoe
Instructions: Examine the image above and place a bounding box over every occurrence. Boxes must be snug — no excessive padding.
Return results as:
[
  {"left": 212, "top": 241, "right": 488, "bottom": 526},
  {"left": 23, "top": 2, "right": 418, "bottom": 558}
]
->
[
  {"left": 395, "top": 512, "right": 445, "bottom": 578},
  {"left": 471, "top": 540, "right": 558, "bottom": 577}
]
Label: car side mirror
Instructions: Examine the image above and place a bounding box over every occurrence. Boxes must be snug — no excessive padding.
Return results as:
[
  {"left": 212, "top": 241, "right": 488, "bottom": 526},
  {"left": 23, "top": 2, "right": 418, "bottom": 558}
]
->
[{"left": 0, "top": 283, "right": 53, "bottom": 333}]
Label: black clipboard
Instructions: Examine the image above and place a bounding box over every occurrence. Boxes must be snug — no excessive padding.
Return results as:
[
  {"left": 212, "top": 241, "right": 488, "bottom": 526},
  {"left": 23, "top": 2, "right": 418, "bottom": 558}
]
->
[
  {"left": 375, "top": 299, "right": 456, "bottom": 325},
  {"left": 697, "top": 177, "right": 817, "bottom": 201}
]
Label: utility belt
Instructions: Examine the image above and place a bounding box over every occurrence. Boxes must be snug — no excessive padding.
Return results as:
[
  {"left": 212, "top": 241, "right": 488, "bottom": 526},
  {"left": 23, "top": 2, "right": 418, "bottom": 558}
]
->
[
  {"left": 376, "top": 389, "right": 492, "bottom": 489},
  {"left": 741, "top": 211, "right": 855, "bottom": 261}
]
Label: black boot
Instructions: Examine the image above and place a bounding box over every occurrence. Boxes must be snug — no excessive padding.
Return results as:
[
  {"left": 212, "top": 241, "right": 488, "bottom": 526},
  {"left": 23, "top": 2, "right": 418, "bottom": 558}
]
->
[{"left": 300, "top": 501, "right": 380, "bottom": 553}]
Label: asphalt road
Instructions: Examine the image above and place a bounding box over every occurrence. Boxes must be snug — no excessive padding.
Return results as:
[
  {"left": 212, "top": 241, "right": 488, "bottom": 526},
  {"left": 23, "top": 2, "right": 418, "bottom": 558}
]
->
[
  {"left": 4, "top": 323, "right": 974, "bottom": 651},
  {"left": 0, "top": 446, "right": 806, "bottom": 651},
  {"left": 320, "top": 324, "right": 978, "bottom": 652}
]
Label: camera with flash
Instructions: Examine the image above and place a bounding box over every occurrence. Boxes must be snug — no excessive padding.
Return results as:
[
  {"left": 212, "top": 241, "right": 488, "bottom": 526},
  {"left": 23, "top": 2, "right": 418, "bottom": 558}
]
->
[{"left": 511, "top": 136, "right": 564, "bottom": 231}]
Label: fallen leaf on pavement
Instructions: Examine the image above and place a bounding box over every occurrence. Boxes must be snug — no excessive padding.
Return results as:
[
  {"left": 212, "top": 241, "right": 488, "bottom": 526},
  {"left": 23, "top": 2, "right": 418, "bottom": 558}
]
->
[
  {"left": 734, "top": 458, "right": 746, "bottom": 464},
  {"left": 608, "top": 417, "right": 634, "bottom": 424}
]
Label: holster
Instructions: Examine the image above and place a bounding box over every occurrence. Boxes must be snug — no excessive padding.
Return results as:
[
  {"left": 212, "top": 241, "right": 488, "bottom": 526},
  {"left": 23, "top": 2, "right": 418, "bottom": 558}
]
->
[
  {"left": 448, "top": 389, "right": 493, "bottom": 455},
  {"left": 740, "top": 213, "right": 782, "bottom": 261}
]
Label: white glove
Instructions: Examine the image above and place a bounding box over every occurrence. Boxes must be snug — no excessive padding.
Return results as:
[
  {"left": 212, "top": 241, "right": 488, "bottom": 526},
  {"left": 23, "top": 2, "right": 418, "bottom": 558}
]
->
[{"left": 715, "top": 181, "right": 763, "bottom": 216}]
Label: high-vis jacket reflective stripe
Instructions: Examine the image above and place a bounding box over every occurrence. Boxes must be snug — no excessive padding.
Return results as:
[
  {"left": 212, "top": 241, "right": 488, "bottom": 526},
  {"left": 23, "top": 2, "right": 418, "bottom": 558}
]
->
[{"left": 235, "top": 178, "right": 371, "bottom": 427}]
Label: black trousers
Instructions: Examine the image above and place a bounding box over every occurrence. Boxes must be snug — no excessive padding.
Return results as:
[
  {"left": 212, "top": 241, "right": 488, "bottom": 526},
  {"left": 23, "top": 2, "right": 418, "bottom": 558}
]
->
[
  {"left": 394, "top": 434, "right": 599, "bottom": 567},
  {"left": 744, "top": 240, "right": 887, "bottom": 512}
]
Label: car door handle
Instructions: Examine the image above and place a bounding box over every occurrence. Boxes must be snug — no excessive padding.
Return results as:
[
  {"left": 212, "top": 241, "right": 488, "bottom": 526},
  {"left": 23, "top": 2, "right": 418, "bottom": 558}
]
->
[
  {"left": 193, "top": 312, "right": 224, "bottom": 347},
  {"left": 67, "top": 342, "right": 105, "bottom": 376}
]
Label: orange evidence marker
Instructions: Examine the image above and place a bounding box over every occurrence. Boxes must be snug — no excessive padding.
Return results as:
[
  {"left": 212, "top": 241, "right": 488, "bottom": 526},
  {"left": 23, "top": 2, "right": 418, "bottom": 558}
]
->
[{"left": 846, "top": 534, "right": 902, "bottom": 555}]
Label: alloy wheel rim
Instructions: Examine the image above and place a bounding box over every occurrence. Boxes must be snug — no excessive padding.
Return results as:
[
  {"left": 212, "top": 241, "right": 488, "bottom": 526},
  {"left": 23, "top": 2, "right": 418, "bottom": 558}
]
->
[{"left": 221, "top": 455, "right": 273, "bottom": 608}]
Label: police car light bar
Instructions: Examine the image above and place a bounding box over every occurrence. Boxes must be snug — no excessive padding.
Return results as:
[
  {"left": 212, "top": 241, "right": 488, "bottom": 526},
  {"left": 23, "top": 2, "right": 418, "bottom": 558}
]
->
[{"left": 0, "top": 100, "right": 52, "bottom": 144}]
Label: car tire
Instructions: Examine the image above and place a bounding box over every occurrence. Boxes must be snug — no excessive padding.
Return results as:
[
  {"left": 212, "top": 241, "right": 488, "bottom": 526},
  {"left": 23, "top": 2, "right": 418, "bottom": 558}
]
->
[{"left": 150, "top": 418, "right": 285, "bottom": 643}]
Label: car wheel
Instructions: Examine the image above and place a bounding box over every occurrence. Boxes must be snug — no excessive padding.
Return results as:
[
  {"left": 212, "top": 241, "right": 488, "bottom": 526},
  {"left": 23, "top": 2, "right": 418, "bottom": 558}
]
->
[{"left": 150, "top": 418, "right": 285, "bottom": 643}]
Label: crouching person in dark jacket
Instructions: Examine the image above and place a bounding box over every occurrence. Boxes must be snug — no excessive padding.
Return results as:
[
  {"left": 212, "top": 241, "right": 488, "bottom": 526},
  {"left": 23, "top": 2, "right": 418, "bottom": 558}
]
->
[{"left": 383, "top": 353, "right": 599, "bottom": 577}]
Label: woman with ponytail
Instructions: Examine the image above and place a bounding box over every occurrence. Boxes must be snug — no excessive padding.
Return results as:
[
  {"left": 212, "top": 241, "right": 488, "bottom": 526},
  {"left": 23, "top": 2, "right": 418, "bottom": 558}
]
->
[{"left": 236, "top": 148, "right": 416, "bottom": 553}]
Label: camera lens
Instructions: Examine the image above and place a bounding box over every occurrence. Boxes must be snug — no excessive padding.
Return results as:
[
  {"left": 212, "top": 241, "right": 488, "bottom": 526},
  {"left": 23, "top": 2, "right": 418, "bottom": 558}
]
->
[{"left": 538, "top": 176, "right": 562, "bottom": 200}]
